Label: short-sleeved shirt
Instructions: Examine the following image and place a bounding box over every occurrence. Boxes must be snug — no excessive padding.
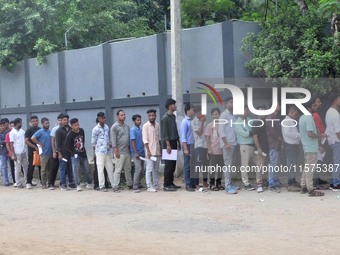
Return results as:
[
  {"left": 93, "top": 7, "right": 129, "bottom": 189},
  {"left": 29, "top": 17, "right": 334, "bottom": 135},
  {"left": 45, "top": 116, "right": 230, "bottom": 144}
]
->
[
  {"left": 299, "top": 115, "right": 318, "bottom": 153},
  {"left": 205, "top": 122, "right": 222, "bottom": 155},
  {"left": 142, "top": 121, "right": 161, "bottom": 156},
  {"left": 180, "top": 116, "right": 194, "bottom": 145},
  {"left": 130, "top": 125, "right": 145, "bottom": 157},
  {"left": 25, "top": 126, "right": 40, "bottom": 154},
  {"left": 281, "top": 116, "right": 300, "bottom": 145},
  {"left": 0, "top": 131, "right": 8, "bottom": 156},
  {"left": 5, "top": 132, "right": 11, "bottom": 156},
  {"left": 325, "top": 107, "right": 340, "bottom": 145},
  {"left": 191, "top": 117, "right": 207, "bottom": 149},
  {"left": 9, "top": 128, "right": 26, "bottom": 154},
  {"left": 66, "top": 128, "right": 87, "bottom": 158},
  {"left": 32, "top": 128, "right": 52, "bottom": 156},
  {"left": 251, "top": 120, "right": 269, "bottom": 154},
  {"left": 219, "top": 109, "right": 237, "bottom": 147}
]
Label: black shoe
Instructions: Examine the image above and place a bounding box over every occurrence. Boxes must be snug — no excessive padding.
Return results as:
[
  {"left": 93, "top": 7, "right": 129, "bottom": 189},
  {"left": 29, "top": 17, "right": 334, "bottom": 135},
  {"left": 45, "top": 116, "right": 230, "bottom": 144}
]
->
[
  {"left": 318, "top": 178, "right": 328, "bottom": 185},
  {"left": 163, "top": 186, "right": 177, "bottom": 192},
  {"left": 170, "top": 184, "right": 181, "bottom": 189},
  {"left": 68, "top": 184, "right": 76, "bottom": 189},
  {"left": 186, "top": 186, "right": 195, "bottom": 192},
  {"left": 127, "top": 185, "right": 133, "bottom": 190}
]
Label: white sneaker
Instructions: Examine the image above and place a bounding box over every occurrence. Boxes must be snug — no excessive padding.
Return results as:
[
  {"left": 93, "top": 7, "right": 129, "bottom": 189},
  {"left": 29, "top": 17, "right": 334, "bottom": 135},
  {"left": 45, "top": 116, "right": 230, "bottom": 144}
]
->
[
  {"left": 26, "top": 183, "right": 32, "bottom": 189},
  {"left": 85, "top": 184, "right": 94, "bottom": 189},
  {"left": 13, "top": 183, "right": 17, "bottom": 187},
  {"left": 31, "top": 181, "right": 37, "bottom": 186},
  {"left": 147, "top": 187, "right": 157, "bottom": 192},
  {"left": 257, "top": 186, "right": 264, "bottom": 193},
  {"left": 76, "top": 185, "right": 82, "bottom": 192}
]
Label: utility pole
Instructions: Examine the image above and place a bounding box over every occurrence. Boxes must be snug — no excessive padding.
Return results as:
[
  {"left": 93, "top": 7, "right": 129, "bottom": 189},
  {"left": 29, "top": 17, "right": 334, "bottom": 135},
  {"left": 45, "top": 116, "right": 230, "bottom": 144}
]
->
[{"left": 170, "top": 0, "right": 184, "bottom": 177}]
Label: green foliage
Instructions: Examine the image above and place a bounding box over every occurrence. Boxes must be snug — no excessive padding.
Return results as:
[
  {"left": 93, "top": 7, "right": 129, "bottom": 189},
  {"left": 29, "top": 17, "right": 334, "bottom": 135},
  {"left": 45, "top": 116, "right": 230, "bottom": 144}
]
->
[{"left": 242, "top": 6, "right": 340, "bottom": 93}]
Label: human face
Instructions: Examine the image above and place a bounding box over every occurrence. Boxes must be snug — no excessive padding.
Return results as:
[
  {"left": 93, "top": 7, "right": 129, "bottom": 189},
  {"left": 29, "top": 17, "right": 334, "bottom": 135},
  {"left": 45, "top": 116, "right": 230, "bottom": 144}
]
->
[
  {"left": 57, "top": 118, "right": 62, "bottom": 126},
  {"left": 291, "top": 110, "right": 300, "bottom": 119},
  {"left": 169, "top": 104, "right": 176, "bottom": 112},
  {"left": 225, "top": 100, "right": 233, "bottom": 112},
  {"left": 148, "top": 112, "right": 156, "bottom": 123},
  {"left": 117, "top": 111, "right": 126, "bottom": 122},
  {"left": 42, "top": 121, "right": 50, "bottom": 130},
  {"left": 244, "top": 107, "right": 250, "bottom": 118},
  {"left": 0, "top": 124, "right": 6, "bottom": 132},
  {"left": 31, "top": 118, "right": 39, "bottom": 128},
  {"left": 211, "top": 111, "right": 220, "bottom": 120},
  {"left": 314, "top": 97, "right": 321, "bottom": 110},
  {"left": 134, "top": 117, "right": 141, "bottom": 127},
  {"left": 71, "top": 122, "right": 80, "bottom": 132},
  {"left": 187, "top": 108, "right": 195, "bottom": 118},
  {"left": 62, "top": 117, "right": 69, "bottom": 127},
  {"left": 98, "top": 115, "right": 107, "bottom": 125},
  {"left": 17, "top": 121, "right": 22, "bottom": 129}
]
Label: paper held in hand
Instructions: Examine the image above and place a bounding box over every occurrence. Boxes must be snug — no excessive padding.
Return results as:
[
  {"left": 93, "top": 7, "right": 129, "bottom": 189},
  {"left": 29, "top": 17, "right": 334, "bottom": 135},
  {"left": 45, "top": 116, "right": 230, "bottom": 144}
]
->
[{"left": 161, "top": 149, "right": 178, "bottom": 161}]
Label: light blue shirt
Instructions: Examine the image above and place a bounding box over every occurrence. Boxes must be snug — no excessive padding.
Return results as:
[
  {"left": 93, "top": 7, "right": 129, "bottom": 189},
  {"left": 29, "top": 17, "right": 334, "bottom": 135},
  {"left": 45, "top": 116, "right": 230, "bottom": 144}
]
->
[
  {"left": 180, "top": 116, "right": 194, "bottom": 145},
  {"left": 299, "top": 115, "right": 318, "bottom": 153},
  {"left": 235, "top": 117, "right": 254, "bottom": 145},
  {"left": 219, "top": 109, "right": 237, "bottom": 147},
  {"left": 91, "top": 123, "right": 111, "bottom": 155},
  {"left": 32, "top": 128, "right": 52, "bottom": 156}
]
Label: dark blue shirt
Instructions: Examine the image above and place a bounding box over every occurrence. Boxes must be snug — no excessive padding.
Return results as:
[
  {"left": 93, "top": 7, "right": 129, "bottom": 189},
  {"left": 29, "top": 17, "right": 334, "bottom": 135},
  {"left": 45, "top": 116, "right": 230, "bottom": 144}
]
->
[{"left": 130, "top": 125, "right": 145, "bottom": 157}]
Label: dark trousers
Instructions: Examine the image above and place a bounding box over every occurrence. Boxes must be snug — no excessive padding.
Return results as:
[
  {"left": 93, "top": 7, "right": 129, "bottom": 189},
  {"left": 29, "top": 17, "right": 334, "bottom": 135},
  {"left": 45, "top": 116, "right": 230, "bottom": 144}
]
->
[
  {"left": 163, "top": 140, "right": 177, "bottom": 187},
  {"left": 93, "top": 156, "right": 109, "bottom": 189},
  {"left": 209, "top": 154, "right": 223, "bottom": 186},
  {"left": 50, "top": 157, "right": 59, "bottom": 186},
  {"left": 27, "top": 152, "right": 41, "bottom": 184},
  {"left": 9, "top": 158, "right": 15, "bottom": 183},
  {"left": 194, "top": 147, "right": 208, "bottom": 183}
]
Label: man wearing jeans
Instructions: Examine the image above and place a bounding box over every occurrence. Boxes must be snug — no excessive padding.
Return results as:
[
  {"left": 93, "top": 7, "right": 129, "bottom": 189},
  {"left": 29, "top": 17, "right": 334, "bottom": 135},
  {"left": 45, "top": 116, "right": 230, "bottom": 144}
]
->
[
  {"left": 281, "top": 106, "right": 301, "bottom": 192},
  {"left": 0, "top": 120, "right": 10, "bottom": 186},
  {"left": 111, "top": 110, "right": 132, "bottom": 191},
  {"left": 142, "top": 109, "right": 161, "bottom": 192},
  {"left": 91, "top": 112, "right": 115, "bottom": 192},
  {"left": 9, "top": 118, "right": 29, "bottom": 189},
  {"left": 66, "top": 118, "right": 93, "bottom": 192},
  {"left": 31, "top": 118, "right": 54, "bottom": 190},
  {"left": 130, "top": 114, "right": 145, "bottom": 193},
  {"left": 325, "top": 94, "right": 340, "bottom": 191},
  {"left": 219, "top": 97, "right": 238, "bottom": 194}
]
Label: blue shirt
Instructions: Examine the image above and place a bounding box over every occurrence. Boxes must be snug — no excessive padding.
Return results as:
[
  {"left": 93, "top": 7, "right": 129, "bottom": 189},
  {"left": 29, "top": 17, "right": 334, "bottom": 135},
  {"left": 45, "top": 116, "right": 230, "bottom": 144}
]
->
[
  {"left": 180, "top": 116, "right": 194, "bottom": 145},
  {"left": 32, "top": 128, "right": 52, "bottom": 156},
  {"left": 91, "top": 123, "right": 111, "bottom": 155},
  {"left": 130, "top": 125, "right": 145, "bottom": 157},
  {"left": 299, "top": 115, "right": 318, "bottom": 153},
  {"left": 0, "top": 131, "right": 8, "bottom": 156}
]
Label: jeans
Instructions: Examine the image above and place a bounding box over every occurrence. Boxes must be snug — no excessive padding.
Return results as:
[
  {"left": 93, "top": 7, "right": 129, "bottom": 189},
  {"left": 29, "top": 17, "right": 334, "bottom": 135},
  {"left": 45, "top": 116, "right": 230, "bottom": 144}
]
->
[
  {"left": 269, "top": 149, "right": 280, "bottom": 187},
  {"left": 71, "top": 156, "right": 92, "bottom": 186},
  {"left": 145, "top": 156, "right": 160, "bottom": 188},
  {"left": 0, "top": 155, "right": 9, "bottom": 185},
  {"left": 132, "top": 157, "right": 144, "bottom": 189},
  {"left": 59, "top": 157, "right": 74, "bottom": 187},
  {"left": 285, "top": 143, "right": 300, "bottom": 185},
  {"left": 184, "top": 144, "right": 194, "bottom": 187},
  {"left": 331, "top": 142, "right": 340, "bottom": 186},
  {"left": 222, "top": 145, "right": 235, "bottom": 189}
]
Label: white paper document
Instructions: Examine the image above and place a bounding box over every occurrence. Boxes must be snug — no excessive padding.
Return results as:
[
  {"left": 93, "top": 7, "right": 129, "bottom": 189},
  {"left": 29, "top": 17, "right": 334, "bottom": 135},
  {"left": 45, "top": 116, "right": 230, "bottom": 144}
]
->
[{"left": 162, "top": 149, "right": 178, "bottom": 161}]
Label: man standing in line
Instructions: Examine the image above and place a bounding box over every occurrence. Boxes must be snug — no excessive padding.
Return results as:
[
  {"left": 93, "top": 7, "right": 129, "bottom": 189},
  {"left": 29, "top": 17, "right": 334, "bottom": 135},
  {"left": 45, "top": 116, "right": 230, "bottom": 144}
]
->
[
  {"left": 142, "top": 109, "right": 161, "bottom": 192},
  {"left": 0, "top": 120, "right": 10, "bottom": 186},
  {"left": 91, "top": 112, "right": 116, "bottom": 192},
  {"left": 25, "top": 116, "right": 41, "bottom": 187},
  {"left": 130, "top": 114, "right": 145, "bottom": 193},
  {"left": 31, "top": 118, "right": 54, "bottom": 190},
  {"left": 9, "top": 118, "right": 29, "bottom": 189},
  {"left": 325, "top": 94, "right": 340, "bottom": 191},
  {"left": 111, "top": 110, "right": 132, "bottom": 191},
  {"left": 50, "top": 113, "right": 63, "bottom": 188},
  {"left": 160, "top": 99, "right": 181, "bottom": 192}
]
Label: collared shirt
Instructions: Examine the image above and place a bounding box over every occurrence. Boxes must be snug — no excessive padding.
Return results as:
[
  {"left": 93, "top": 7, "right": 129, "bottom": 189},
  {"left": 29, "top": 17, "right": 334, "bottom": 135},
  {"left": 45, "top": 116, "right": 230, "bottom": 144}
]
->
[
  {"left": 325, "top": 107, "right": 340, "bottom": 145},
  {"left": 281, "top": 116, "right": 300, "bottom": 145},
  {"left": 219, "top": 109, "right": 237, "bottom": 147},
  {"left": 91, "top": 123, "right": 111, "bottom": 155},
  {"left": 266, "top": 113, "right": 283, "bottom": 150},
  {"left": 110, "top": 122, "right": 130, "bottom": 155},
  {"left": 9, "top": 128, "right": 26, "bottom": 154},
  {"left": 205, "top": 122, "right": 222, "bottom": 155},
  {"left": 234, "top": 117, "right": 254, "bottom": 145},
  {"left": 50, "top": 124, "right": 61, "bottom": 148},
  {"left": 191, "top": 117, "right": 207, "bottom": 149},
  {"left": 299, "top": 115, "right": 318, "bottom": 153},
  {"left": 142, "top": 121, "right": 161, "bottom": 156},
  {"left": 180, "top": 116, "right": 194, "bottom": 145},
  {"left": 160, "top": 112, "right": 179, "bottom": 141},
  {"left": 0, "top": 131, "right": 8, "bottom": 156},
  {"left": 25, "top": 126, "right": 40, "bottom": 154},
  {"left": 32, "top": 128, "right": 52, "bottom": 156},
  {"left": 130, "top": 125, "right": 145, "bottom": 157},
  {"left": 55, "top": 125, "right": 71, "bottom": 158},
  {"left": 252, "top": 120, "right": 269, "bottom": 153}
]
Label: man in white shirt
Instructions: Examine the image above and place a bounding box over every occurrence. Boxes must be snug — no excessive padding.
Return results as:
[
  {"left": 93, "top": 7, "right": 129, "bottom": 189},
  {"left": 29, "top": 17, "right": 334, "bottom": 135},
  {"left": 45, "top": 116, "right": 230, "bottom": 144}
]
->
[
  {"left": 325, "top": 94, "right": 340, "bottom": 191},
  {"left": 9, "top": 118, "right": 29, "bottom": 189},
  {"left": 281, "top": 106, "right": 301, "bottom": 192}
]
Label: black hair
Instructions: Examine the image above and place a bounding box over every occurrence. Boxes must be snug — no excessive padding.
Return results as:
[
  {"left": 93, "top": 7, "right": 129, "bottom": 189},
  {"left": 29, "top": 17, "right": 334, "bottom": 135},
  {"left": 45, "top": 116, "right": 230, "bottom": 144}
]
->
[
  {"left": 57, "top": 113, "right": 64, "bottom": 120},
  {"left": 184, "top": 103, "right": 194, "bottom": 114},
  {"left": 165, "top": 98, "right": 176, "bottom": 109},
  {"left": 210, "top": 107, "right": 221, "bottom": 115},
  {"left": 30, "top": 115, "right": 38, "bottom": 120},
  {"left": 225, "top": 97, "right": 233, "bottom": 103},
  {"left": 0, "top": 121, "right": 6, "bottom": 125},
  {"left": 62, "top": 114, "right": 69, "bottom": 119},
  {"left": 97, "top": 112, "right": 105, "bottom": 118},
  {"left": 41, "top": 117, "right": 49, "bottom": 124},
  {"left": 132, "top": 114, "right": 141, "bottom": 121},
  {"left": 9, "top": 120, "right": 14, "bottom": 125},
  {"left": 0, "top": 118, "right": 9, "bottom": 123},
  {"left": 147, "top": 109, "right": 157, "bottom": 114},
  {"left": 302, "top": 100, "right": 314, "bottom": 110},
  {"left": 116, "top": 109, "right": 124, "bottom": 116},
  {"left": 13, "top": 118, "right": 22, "bottom": 126},
  {"left": 70, "top": 118, "right": 78, "bottom": 125}
]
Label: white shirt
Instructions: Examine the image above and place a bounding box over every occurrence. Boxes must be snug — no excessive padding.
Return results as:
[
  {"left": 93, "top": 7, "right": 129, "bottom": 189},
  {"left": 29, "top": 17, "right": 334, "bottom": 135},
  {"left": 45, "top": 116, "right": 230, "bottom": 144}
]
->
[
  {"left": 325, "top": 107, "right": 340, "bottom": 145},
  {"left": 281, "top": 116, "right": 300, "bottom": 145},
  {"left": 9, "top": 128, "right": 27, "bottom": 154},
  {"left": 191, "top": 117, "right": 207, "bottom": 149}
]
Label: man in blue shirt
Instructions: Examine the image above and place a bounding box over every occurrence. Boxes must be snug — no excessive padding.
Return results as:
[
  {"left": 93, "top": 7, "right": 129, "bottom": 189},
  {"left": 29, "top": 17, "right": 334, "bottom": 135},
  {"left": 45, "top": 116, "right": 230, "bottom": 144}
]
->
[
  {"left": 130, "top": 114, "right": 145, "bottom": 193},
  {"left": 180, "top": 103, "right": 196, "bottom": 191},
  {"left": 31, "top": 118, "right": 53, "bottom": 189}
]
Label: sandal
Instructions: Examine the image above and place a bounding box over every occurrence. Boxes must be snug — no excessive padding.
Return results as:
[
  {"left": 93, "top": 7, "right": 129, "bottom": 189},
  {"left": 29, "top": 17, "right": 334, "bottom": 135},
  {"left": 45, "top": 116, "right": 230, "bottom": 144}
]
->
[
  {"left": 308, "top": 190, "right": 324, "bottom": 197},
  {"left": 210, "top": 185, "right": 219, "bottom": 191},
  {"left": 217, "top": 185, "right": 225, "bottom": 191}
]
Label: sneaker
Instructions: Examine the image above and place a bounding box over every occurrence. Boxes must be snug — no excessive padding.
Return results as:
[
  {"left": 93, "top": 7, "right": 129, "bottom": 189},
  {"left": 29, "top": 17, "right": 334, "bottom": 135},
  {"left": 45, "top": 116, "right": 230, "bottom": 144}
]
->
[
  {"left": 31, "top": 181, "right": 37, "bottom": 186},
  {"left": 118, "top": 186, "right": 125, "bottom": 190},
  {"left": 170, "top": 184, "right": 181, "bottom": 189},
  {"left": 231, "top": 184, "right": 241, "bottom": 190},
  {"left": 147, "top": 187, "right": 157, "bottom": 192},
  {"left": 26, "top": 183, "right": 32, "bottom": 189},
  {"left": 100, "top": 188, "right": 108, "bottom": 192},
  {"left": 300, "top": 186, "right": 308, "bottom": 194},
  {"left": 13, "top": 183, "right": 17, "bottom": 188},
  {"left": 4, "top": 183, "right": 10, "bottom": 187},
  {"left": 330, "top": 184, "right": 340, "bottom": 191},
  {"left": 257, "top": 186, "right": 264, "bottom": 193},
  {"left": 243, "top": 184, "right": 255, "bottom": 191},
  {"left": 226, "top": 185, "right": 237, "bottom": 194},
  {"left": 17, "top": 184, "right": 24, "bottom": 189},
  {"left": 133, "top": 189, "right": 141, "bottom": 193},
  {"left": 60, "top": 186, "right": 69, "bottom": 191},
  {"left": 112, "top": 188, "right": 121, "bottom": 193},
  {"left": 48, "top": 185, "right": 55, "bottom": 190},
  {"left": 76, "top": 185, "right": 82, "bottom": 192},
  {"left": 163, "top": 186, "right": 177, "bottom": 192},
  {"left": 85, "top": 184, "right": 94, "bottom": 189},
  {"left": 68, "top": 184, "right": 76, "bottom": 189},
  {"left": 268, "top": 186, "right": 281, "bottom": 193},
  {"left": 127, "top": 185, "right": 133, "bottom": 190}
]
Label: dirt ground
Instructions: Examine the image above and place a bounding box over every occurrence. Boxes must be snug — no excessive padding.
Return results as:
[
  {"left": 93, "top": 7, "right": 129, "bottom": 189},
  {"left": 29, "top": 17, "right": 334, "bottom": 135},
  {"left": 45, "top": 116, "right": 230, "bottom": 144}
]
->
[{"left": 0, "top": 175, "right": 339, "bottom": 255}]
